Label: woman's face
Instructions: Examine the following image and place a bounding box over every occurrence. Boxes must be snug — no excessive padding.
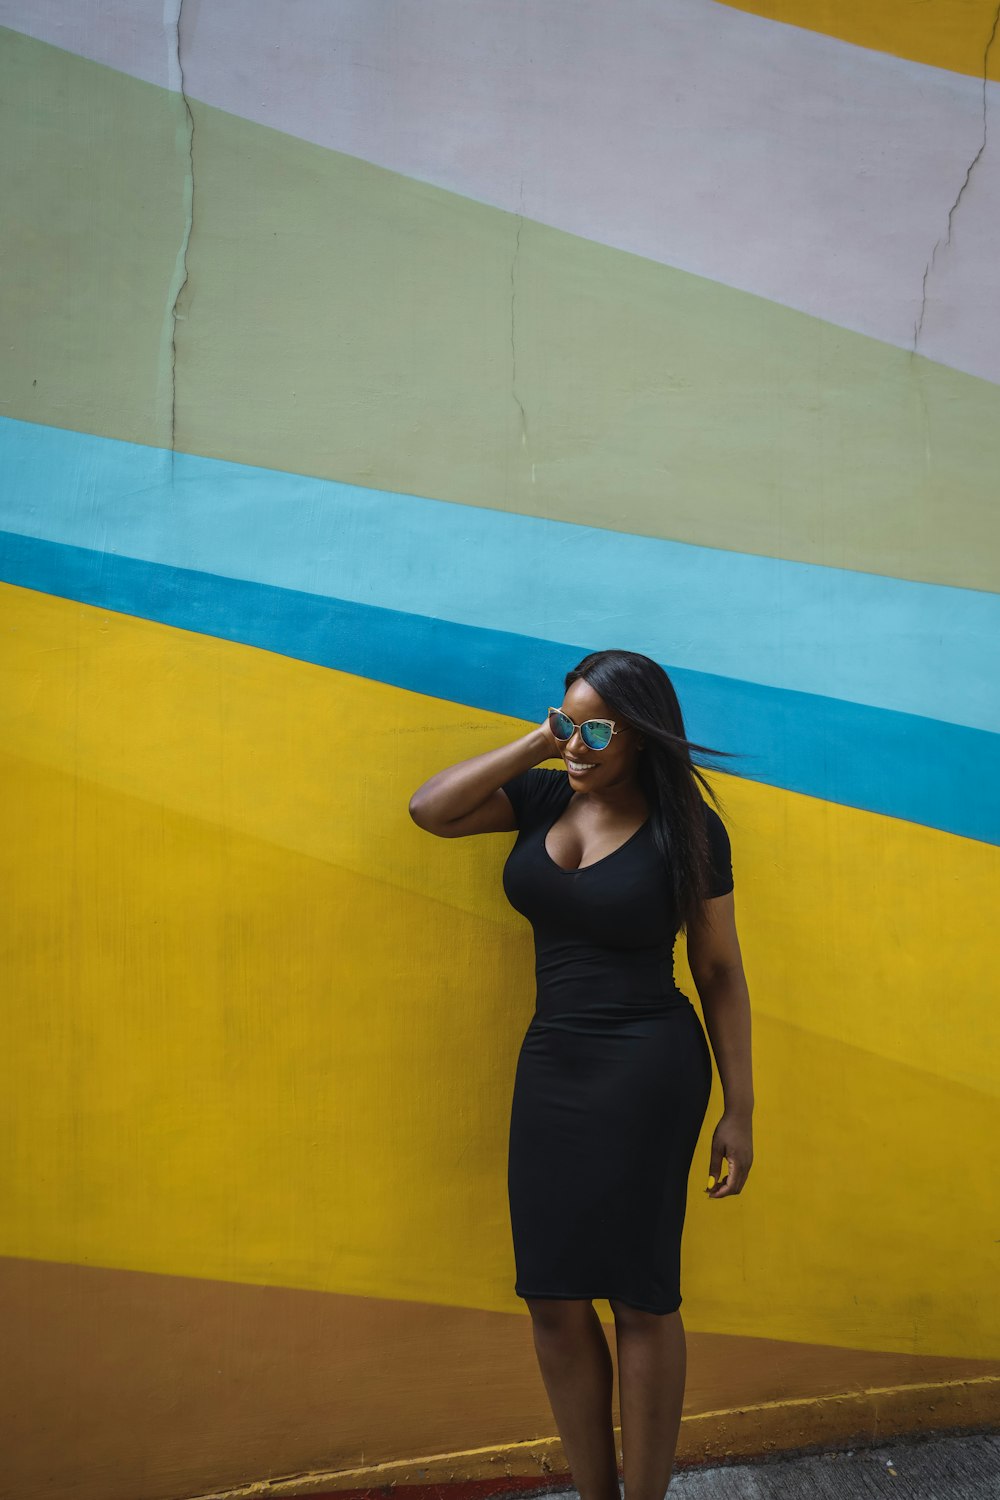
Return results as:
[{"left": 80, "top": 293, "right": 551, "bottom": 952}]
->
[{"left": 555, "top": 678, "right": 644, "bottom": 789}]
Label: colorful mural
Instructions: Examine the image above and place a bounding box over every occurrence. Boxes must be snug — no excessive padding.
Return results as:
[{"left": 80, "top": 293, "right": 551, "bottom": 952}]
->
[{"left": 1, "top": 4, "right": 998, "bottom": 1498}]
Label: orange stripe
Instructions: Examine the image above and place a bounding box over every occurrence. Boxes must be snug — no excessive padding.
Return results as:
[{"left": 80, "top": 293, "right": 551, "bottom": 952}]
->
[
  {"left": 717, "top": 0, "right": 1000, "bottom": 81},
  {"left": 4, "top": 1256, "right": 998, "bottom": 1500}
]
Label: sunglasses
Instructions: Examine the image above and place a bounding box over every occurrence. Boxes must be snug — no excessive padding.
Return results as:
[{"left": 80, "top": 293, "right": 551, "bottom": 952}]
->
[{"left": 547, "top": 707, "right": 624, "bottom": 752}]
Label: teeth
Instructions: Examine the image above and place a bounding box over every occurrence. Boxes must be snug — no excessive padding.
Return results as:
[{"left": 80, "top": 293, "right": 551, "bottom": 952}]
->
[{"left": 567, "top": 761, "right": 596, "bottom": 770}]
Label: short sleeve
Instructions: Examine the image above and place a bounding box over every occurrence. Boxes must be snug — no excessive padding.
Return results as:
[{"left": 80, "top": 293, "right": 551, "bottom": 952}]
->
[
  {"left": 500, "top": 767, "right": 570, "bottom": 833},
  {"left": 704, "top": 803, "right": 734, "bottom": 897}
]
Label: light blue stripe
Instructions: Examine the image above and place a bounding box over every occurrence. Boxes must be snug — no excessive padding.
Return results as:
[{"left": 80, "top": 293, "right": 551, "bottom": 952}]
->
[{"left": 1, "top": 415, "right": 996, "bottom": 732}]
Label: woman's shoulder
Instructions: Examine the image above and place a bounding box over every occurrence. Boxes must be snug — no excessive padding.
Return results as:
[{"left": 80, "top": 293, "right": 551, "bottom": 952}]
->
[
  {"left": 701, "top": 798, "right": 734, "bottom": 896},
  {"left": 500, "top": 766, "right": 572, "bottom": 831},
  {"left": 702, "top": 799, "right": 728, "bottom": 835}
]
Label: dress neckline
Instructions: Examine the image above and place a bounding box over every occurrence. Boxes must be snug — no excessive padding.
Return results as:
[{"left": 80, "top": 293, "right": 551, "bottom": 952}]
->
[{"left": 542, "top": 801, "right": 651, "bottom": 874}]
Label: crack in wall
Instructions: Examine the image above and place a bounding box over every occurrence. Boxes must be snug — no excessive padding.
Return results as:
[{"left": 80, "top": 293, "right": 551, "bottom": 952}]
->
[
  {"left": 510, "top": 179, "right": 528, "bottom": 449},
  {"left": 913, "top": 3, "right": 999, "bottom": 351},
  {"left": 162, "top": 0, "right": 195, "bottom": 463}
]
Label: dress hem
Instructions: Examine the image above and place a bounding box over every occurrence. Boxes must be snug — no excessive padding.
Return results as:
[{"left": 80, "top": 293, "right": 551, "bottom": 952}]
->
[{"left": 515, "top": 1287, "right": 682, "bottom": 1315}]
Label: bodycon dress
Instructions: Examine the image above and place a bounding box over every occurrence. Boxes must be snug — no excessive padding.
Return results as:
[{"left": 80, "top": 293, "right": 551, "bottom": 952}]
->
[{"left": 500, "top": 767, "right": 734, "bottom": 1315}]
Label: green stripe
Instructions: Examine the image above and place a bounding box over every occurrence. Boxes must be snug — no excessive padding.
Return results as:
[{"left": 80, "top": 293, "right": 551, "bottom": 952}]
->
[{"left": 2, "top": 26, "right": 998, "bottom": 591}]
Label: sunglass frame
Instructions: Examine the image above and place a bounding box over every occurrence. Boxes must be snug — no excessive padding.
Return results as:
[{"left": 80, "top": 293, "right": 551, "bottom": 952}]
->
[{"left": 547, "top": 706, "right": 624, "bottom": 752}]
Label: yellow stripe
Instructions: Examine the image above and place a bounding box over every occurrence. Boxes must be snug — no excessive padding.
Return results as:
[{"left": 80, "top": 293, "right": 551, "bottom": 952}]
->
[
  {"left": 1, "top": 584, "right": 997, "bottom": 1355},
  {"left": 718, "top": 0, "right": 1000, "bottom": 81},
  {"left": 2, "top": 582, "right": 994, "bottom": 1097}
]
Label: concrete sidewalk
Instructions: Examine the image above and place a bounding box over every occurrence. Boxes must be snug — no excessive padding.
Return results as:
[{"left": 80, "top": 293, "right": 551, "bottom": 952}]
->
[{"left": 549, "top": 1431, "right": 1000, "bottom": 1498}]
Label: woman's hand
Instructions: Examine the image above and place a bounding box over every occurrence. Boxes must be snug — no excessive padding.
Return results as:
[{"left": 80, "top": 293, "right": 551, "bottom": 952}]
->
[
  {"left": 536, "top": 712, "right": 563, "bottom": 759},
  {"left": 705, "top": 1111, "right": 753, "bottom": 1198}
]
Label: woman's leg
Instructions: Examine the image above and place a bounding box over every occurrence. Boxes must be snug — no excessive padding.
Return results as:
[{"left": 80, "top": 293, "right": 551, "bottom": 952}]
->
[
  {"left": 609, "top": 1300, "right": 686, "bottom": 1500},
  {"left": 525, "top": 1297, "right": 622, "bottom": 1500}
]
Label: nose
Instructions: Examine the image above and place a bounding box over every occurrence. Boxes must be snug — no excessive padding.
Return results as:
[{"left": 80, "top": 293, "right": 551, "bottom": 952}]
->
[{"left": 566, "top": 729, "right": 588, "bottom": 758}]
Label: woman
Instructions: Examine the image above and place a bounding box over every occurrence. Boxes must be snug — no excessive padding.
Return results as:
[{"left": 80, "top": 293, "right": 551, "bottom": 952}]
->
[{"left": 409, "top": 649, "right": 754, "bottom": 1500}]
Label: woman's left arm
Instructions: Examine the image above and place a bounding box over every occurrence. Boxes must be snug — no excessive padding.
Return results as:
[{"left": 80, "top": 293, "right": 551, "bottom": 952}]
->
[{"left": 685, "top": 890, "right": 754, "bottom": 1199}]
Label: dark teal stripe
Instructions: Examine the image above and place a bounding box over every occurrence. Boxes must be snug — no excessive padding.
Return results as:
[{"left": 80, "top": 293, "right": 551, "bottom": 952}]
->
[{"left": 1, "top": 529, "right": 995, "bottom": 845}]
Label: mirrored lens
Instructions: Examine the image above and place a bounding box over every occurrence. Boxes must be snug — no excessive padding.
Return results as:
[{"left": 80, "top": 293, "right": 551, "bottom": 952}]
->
[
  {"left": 581, "top": 720, "right": 613, "bottom": 751},
  {"left": 549, "top": 710, "right": 574, "bottom": 740}
]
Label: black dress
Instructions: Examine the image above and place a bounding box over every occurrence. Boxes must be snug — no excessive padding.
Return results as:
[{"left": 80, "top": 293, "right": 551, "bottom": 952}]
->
[{"left": 500, "top": 767, "right": 734, "bottom": 1315}]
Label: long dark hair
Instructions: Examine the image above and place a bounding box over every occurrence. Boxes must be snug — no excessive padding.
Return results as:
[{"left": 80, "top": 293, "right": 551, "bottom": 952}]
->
[{"left": 565, "top": 649, "right": 742, "bottom": 930}]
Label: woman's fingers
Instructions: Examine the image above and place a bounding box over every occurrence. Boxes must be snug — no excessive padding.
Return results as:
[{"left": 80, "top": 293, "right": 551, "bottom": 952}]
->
[{"left": 707, "top": 1151, "right": 752, "bottom": 1197}]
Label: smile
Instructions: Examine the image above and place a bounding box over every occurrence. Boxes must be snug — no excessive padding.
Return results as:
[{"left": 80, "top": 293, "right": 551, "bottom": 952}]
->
[{"left": 566, "top": 760, "right": 597, "bottom": 772}]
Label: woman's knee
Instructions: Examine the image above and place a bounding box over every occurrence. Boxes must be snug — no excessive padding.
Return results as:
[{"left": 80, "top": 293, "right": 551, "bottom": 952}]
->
[
  {"left": 525, "top": 1296, "right": 594, "bottom": 1336},
  {"left": 608, "top": 1297, "right": 681, "bottom": 1331}
]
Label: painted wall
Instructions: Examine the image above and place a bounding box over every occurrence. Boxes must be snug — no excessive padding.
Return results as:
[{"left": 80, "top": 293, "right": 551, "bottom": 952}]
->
[{"left": 1, "top": 4, "right": 998, "bottom": 1497}]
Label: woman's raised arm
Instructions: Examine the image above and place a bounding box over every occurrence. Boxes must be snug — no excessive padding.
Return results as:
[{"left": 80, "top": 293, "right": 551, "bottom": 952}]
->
[{"left": 409, "top": 721, "right": 556, "bottom": 837}]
